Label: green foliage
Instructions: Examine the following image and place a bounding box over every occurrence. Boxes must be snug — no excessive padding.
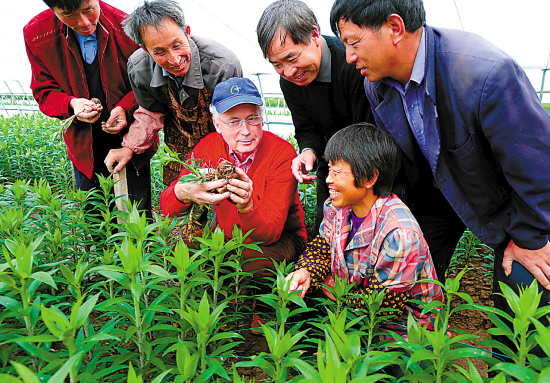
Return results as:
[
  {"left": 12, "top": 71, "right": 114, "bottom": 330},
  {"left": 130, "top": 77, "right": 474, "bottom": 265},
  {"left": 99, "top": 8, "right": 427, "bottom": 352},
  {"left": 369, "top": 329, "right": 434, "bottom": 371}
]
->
[
  {"left": 388, "top": 269, "right": 494, "bottom": 381},
  {"left": 4, "top": 113, "right": 550, "bottom": 382},
  {"left": 0, "top": 179, "right": 253, "bottom": 381},
  {"left": 237, "top": 266, "right": 310, "bottom": 383},
  {"left": 0, "top": 114, "right": 73, "bottom": 189},
  {"left": 282, "top": 133, "right": 318, "bottom": 238},
  {"left": 543, "top": 103, "right": 550, "bottom": 114},
  {"left": 473, "top": 280, "right": 550, "bottom": 376},
  {"left": 447, "top": 229, "right": 494, "bottom": 281},
  {"left": 0, "top": 113, "right": 166, "bottom": 209},
  {"left": 264, "top": 97, "right": 287, "bottom": 108}
]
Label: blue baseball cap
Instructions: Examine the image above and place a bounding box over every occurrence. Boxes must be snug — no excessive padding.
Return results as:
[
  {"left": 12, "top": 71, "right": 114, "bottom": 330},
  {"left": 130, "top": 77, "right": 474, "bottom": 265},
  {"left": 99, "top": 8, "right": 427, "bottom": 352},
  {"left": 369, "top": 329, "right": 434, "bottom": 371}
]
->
[{"left": 212, "top": 77, "right": 263, "bottom": 114}]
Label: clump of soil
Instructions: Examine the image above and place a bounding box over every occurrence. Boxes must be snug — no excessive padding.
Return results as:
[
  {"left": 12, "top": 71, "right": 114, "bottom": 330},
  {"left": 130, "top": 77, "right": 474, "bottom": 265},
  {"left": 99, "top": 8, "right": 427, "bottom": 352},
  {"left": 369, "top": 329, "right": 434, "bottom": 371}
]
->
[
  {"left": 84, "top": 97, "right": 102, "bottom": 114},
  {"left": 90, "top": 98, "right": 102, "bottom": 109},
  {"left": 179, "top": 159, "right": 239, "bottom": 237},
  {"left": 204, "top": 159, "right": 238, "bottom": 184}
]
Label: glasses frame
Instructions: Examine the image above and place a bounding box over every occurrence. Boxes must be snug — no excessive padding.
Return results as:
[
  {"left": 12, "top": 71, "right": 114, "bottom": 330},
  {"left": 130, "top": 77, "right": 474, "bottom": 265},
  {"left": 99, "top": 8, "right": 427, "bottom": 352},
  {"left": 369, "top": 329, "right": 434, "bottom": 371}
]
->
[{"left": 219, "top": 115, "right": 263, "bottom": 129}]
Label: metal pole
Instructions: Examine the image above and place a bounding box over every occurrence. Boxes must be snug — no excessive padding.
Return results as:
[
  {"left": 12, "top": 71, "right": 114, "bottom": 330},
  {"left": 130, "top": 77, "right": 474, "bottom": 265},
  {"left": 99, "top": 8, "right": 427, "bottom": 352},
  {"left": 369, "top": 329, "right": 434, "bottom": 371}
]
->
[
  {"left": 14, "top": 80, "right": 37, "bottom": 112},
  {"left": 253, "top": 72, "right": 272, "bottom": 131},
  {"left": 0, "top": 82, "right": 11, "bottom": 118},
  {"left": 4, "top": 81, "right": 23, "bottom": 115},
  {"left": 540, "top": 68, "right": 549, "bottom": 102}
]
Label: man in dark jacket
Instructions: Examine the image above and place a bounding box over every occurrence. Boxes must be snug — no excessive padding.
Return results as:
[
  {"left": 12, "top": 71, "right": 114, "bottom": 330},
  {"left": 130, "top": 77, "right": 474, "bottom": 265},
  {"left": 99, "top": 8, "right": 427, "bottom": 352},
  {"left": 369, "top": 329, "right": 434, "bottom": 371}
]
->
[
  {"left": 330, "top": 0, "right": 550, "bottom": 355},
  {"left": 24, "top": 0, "right": 152, "bottom": 213},
  {"left": 104, "top": 0, "right": 242, "bottom": 186},
  {"left": 256, "top": 0, "right": 372, "bottom": 234}
]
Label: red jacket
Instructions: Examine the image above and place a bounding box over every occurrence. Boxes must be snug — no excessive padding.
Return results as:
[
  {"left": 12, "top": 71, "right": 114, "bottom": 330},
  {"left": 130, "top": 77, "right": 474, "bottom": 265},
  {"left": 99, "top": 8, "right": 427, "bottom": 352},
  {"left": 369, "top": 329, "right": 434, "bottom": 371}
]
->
[
  {"left": 161, "top": 131, "right": 308, "bottom": 245},
  {"left": 23, "top": 1, "right": 139, "bottom": 178}
]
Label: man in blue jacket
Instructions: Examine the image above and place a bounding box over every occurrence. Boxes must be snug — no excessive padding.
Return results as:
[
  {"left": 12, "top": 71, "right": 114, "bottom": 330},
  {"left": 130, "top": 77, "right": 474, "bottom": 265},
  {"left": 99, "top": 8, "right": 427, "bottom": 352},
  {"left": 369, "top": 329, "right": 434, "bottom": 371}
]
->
[{"left": 329, "top": 0, "right": 550, "bottom": 345}]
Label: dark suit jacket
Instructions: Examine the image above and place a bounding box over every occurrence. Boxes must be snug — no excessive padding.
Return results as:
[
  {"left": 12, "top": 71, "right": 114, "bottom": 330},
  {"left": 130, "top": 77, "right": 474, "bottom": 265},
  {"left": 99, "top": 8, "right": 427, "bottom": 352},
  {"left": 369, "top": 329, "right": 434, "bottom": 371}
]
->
[
  {"left": 365, "top": 26, "right": 550, "bottom": 249},
  {"left": 281, "top": 35, "right": 372, "bottom": 157}
]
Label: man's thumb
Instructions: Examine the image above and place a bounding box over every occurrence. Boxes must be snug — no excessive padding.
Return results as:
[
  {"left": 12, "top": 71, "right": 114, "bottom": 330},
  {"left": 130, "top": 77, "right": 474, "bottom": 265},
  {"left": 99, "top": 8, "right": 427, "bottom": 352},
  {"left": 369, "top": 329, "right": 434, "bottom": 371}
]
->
[{"left": 502, "top": 255, "right": 513, "bottom": 277}]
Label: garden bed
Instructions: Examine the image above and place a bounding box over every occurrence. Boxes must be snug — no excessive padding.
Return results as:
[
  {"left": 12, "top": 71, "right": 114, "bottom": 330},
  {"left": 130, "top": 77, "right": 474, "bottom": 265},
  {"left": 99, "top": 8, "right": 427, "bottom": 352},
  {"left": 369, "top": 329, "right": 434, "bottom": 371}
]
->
[{"left": 1, "top": 113, "right": 550, "bottom": 382}]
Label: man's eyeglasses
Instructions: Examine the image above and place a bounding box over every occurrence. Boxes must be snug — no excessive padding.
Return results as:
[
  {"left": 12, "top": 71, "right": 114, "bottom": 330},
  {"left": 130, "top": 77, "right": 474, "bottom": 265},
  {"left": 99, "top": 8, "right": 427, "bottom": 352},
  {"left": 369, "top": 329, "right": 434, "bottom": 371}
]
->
[{"left": 220, "top": 116, "right": 263, "bottom": 129}]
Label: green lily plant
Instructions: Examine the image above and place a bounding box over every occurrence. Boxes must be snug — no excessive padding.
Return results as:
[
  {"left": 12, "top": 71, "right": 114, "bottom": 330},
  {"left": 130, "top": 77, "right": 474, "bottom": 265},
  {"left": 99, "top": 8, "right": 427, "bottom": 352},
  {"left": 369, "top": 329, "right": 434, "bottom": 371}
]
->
[
  {"left": 0, "top": 234, "right": 54, "bottom": 370},
  {"left": 164, "top": 238, "right": 205, "bottom": 313},
  {"left": 292, "top": 328, "right": 397, "bottom": 383},
  {"left": 174, "top": 291, "right": 243, "bottom": 379},
  {"left": 473, "top": 280, "right": 550, "bottom": 378},
  {"left": 3, "top": 293, "right": 119, "bottom": 383},
  {"left": 194, "top": 226, "right": 260, "bottom": 306},
  {"left": 256, "top": 261, "right": 313, "bottom": 333},
  {"left": 236, "top": 322, "right": 309, "bottom": 383},
  {"left": 316, "top": 273, "right": 356, "bottom": 318},
  {"left": 92, "top": 237, "right": 172, "bottom": 373},
  {"left": 388, "top": 269, "right": 492, "bottom": 382}
]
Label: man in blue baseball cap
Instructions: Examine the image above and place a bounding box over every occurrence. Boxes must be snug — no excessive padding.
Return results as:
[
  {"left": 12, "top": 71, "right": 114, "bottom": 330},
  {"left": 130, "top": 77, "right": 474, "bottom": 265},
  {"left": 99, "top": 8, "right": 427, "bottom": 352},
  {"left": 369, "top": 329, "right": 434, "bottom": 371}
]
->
[{"left": 160, "top": 77, "right": 307, "bottom": 282}]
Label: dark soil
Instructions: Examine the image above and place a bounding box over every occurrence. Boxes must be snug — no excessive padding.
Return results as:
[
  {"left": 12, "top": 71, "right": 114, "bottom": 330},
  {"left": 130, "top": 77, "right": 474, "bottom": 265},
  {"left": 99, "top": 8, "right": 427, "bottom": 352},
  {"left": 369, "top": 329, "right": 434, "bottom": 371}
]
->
[{"left": 447, "top": 262, "right": 494, "bottom": 377}]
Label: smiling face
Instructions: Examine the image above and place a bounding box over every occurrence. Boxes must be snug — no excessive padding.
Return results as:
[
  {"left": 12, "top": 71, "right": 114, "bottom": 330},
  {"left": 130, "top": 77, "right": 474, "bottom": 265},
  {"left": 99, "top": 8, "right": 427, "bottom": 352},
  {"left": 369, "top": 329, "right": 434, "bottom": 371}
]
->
[
  {"left": 327, "top": 159, "right": 368, "bottom": 212},
  {"left": 141, "top": 18, "right": 192, "bottom": 77},
  {"left": 214, "top": 104, "right": 263, "bottom": 161},
  {"left": 52, "top": 0, "right": 100, "bottom": 36},
  {"left": 267, "top": 28, "right": 322, "bottom": 86},
  {"left": 338, "top": 18, "right": 395, "bottom": 83}
]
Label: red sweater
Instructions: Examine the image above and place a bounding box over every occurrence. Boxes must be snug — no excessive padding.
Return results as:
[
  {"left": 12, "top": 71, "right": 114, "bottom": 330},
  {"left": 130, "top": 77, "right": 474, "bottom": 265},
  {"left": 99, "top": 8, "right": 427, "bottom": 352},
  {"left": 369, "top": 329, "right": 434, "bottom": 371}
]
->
[
  {"left": 161, "top": 131, "right": 307, "bottom": 245},
  {"left": 23, "top": 1, "right": 139, "bottom": 178}
]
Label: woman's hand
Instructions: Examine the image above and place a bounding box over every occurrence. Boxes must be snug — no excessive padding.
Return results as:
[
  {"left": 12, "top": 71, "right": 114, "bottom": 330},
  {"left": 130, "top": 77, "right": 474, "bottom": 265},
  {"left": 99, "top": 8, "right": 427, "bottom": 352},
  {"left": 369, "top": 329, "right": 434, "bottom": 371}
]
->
[{"left": 286, "top": 268, "right": 311, "bottom": 298}]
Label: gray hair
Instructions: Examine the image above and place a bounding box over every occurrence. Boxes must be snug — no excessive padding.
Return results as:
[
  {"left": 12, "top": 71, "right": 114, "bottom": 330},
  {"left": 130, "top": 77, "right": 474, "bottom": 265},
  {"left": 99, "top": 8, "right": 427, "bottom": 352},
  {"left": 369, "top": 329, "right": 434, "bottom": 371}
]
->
[
  {"left": 210, "top": 104, "right": 266, "bottom": 125},
  {"left": 123, "top": 0, "right": 186, "bottom": 47},
  {"left": 256, "top": 0, "right": 320, "bottom": 59}
]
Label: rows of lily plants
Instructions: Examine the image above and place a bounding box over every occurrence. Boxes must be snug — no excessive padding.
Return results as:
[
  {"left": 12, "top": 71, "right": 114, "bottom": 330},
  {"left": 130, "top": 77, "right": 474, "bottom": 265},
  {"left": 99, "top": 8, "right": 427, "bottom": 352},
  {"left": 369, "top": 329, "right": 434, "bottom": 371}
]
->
[
  {"left": 0, "top": 114, "right": 165, "bottom": 210},
  {"left": 1, "top": 178, "right": 550, "bottom": 382},
  {"left": 1, "top": 113, "right": 550, "bottom": 382},
  {"left": 0, "top": 114, "right": 315, "bottom": 235}
]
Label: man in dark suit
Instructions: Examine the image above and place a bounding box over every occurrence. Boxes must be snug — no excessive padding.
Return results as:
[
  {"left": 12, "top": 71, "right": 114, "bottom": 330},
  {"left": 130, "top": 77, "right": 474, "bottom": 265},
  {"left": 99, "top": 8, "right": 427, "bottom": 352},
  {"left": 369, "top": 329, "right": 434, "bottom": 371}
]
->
[
  {"left": 330, "top": 0, "right": 550, "bottom": 355},
  {"left": 257, "top": 0, "right": 372, "bottom": 234}
]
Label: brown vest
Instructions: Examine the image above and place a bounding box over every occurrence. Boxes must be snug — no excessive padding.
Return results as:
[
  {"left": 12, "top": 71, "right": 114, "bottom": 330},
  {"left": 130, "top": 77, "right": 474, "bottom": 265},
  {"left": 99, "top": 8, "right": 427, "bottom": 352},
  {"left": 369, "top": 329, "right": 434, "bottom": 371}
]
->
[{"left": 158, "top": 85, "right": 214, "bottom": 185}]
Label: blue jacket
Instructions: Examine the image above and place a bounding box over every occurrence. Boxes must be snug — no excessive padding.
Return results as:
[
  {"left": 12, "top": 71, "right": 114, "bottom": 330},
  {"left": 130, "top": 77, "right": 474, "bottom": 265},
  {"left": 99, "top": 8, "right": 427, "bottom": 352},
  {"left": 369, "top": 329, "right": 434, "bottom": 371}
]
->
[{"left": 365, "top": 26, "right": 550, "bottom": 250}]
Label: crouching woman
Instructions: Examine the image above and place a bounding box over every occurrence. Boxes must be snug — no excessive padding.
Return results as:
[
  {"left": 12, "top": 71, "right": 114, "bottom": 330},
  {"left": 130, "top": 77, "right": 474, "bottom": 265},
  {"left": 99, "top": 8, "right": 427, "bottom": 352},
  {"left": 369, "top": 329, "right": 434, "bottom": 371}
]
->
[{"left": 287, "top": 123, "right": 443, "bottom": 325}]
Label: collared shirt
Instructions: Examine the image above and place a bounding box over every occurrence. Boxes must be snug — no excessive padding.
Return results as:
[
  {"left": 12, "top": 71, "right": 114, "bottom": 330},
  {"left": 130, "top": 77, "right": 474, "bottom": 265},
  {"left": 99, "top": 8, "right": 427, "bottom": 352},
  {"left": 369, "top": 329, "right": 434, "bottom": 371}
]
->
[
  {"left": 124, "top": 35, "right": 242, "bottom": 152},
  {"left": 229, "top": 146, "right": 259, "bottom": 174},
  {"left": 162, "top": 68, "right": 185, "bottom": 89},
  {"left": 128, "top": 35, "right": 242, "bottom": 113},
  {"left": 316, "top": 37, "right": 332, "bottom": 83},
  {"left": 309, "top": 194, "right": 443, "bottom": 318},
  {"left": 74, "top": 31, "right": 97, "bottom": 64},
  {"left": 385, "top": 28, "right": 436, "bottom": 174},
  {"left": 152, "top": 38, "right": 204, "bottom": 108}
]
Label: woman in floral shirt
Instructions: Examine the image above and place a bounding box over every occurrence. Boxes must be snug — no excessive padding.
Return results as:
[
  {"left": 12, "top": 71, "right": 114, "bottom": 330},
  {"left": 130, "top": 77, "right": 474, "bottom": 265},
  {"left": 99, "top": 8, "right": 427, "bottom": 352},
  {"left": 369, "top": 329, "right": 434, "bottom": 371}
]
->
[{"left": 287, "top": 123, "right": 443, "bottom": 323}]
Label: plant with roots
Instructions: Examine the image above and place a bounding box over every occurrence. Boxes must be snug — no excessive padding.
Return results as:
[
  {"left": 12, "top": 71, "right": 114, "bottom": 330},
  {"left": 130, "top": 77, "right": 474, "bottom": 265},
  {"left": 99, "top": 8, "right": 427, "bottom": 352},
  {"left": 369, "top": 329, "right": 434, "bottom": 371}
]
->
[{"left": 155, "top": 144, "right": 239, "bottom": 236}]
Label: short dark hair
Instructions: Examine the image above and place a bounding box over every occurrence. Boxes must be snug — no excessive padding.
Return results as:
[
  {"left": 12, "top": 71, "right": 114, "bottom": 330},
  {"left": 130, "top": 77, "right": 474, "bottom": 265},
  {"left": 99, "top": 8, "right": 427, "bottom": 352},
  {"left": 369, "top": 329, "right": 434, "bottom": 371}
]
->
[
  {"left": 43, "top": 0, "right": 89, "bottom": 13},
  {"left": 324, "top": 123, "right": 401, "bottom": 197},
  {"left": 123, "top": 0, "right": 186, "bottom": 47},
  {"left": 330, "top": 0, "right": 425, "bottom": 37},
  {"left": 256, "top": 0, "right": 320, "bottom": 59}
]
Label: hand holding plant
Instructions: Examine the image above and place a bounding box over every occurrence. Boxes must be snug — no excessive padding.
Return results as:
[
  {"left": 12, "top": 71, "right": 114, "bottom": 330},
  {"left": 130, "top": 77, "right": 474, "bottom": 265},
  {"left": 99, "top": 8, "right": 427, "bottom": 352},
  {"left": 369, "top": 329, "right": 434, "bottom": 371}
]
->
[{"left": 286, "top": 267, "right": 311, "bottom": 299}]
